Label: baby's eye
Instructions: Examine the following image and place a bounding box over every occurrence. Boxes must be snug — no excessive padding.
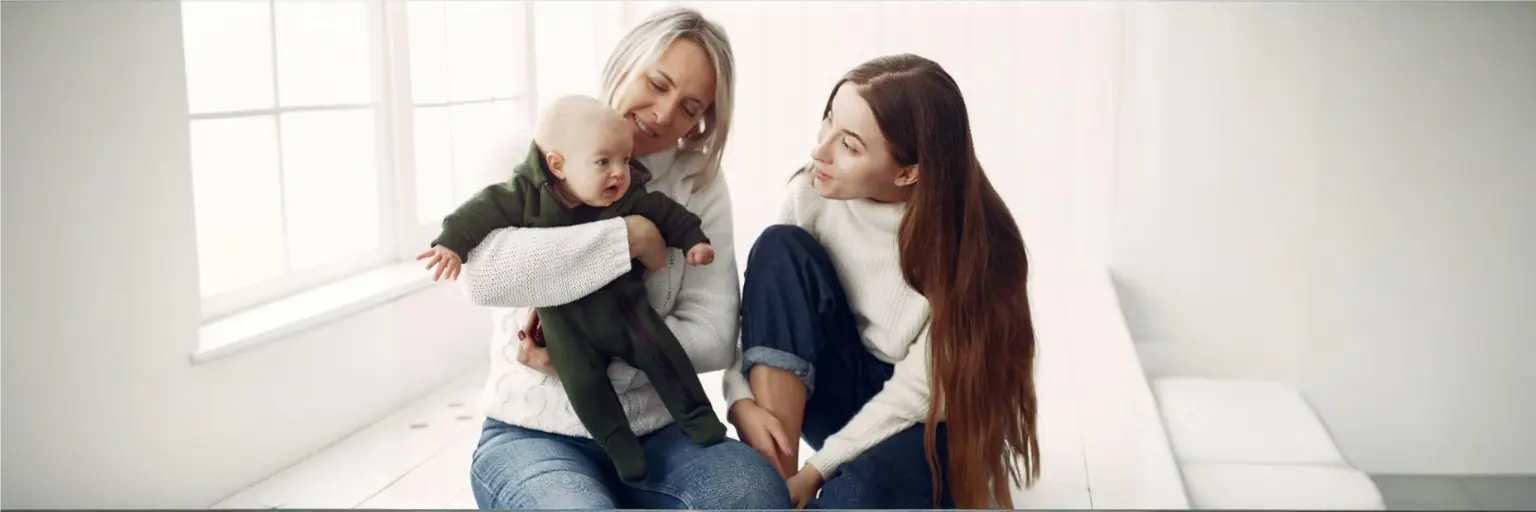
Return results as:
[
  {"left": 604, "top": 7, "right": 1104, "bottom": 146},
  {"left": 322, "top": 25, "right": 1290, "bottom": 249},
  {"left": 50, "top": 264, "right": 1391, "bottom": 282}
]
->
[{"left": 596, "top": 158, "right": 609, "bottom": 166}]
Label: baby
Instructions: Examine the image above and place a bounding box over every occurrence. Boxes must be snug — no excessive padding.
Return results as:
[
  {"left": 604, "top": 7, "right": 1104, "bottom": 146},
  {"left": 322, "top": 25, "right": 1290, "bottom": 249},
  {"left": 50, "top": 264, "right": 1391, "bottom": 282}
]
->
[{"left": 417, "top": 95, "right": 725, "bottom": 482}]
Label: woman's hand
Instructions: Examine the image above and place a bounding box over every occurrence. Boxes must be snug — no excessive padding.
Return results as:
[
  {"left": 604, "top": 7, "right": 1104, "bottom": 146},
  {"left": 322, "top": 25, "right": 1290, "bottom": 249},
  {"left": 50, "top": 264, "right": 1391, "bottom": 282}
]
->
[
  {"left": 516, "top": 309, "right": 558, "bottom": 378},
  {"left": 625, "top": 215, "right": 667, "bottom": 275},
  {"left": 729, "top": 399, "right": 795, "bottom": 478},
  {"left": 785, "top": 465, "right": 824, "bottom": 510}
]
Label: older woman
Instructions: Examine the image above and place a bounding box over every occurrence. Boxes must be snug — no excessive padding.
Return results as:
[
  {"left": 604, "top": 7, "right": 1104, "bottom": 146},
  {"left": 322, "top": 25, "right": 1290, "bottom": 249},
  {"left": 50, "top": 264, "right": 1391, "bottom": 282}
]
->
[{"left": 461, "top": 8, "right": 788, "bottom": 510}]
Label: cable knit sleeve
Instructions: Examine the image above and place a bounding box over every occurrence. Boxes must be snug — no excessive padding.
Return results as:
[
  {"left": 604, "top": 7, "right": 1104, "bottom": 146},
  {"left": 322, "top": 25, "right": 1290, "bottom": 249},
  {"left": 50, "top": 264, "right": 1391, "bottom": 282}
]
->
[
  {"left": 458, "top": 222, "right": 635, "bottom": 308},
  {"left": 455, "top": 134, "right": 634, "bottom": 308},
  {"left": 805, "top": 323, "right": 936, "bottom": 476},
  {"left": 656, "top": 173, "right": 742, "bottom": 373},
  {"left": 723, "top": 171, "right": 813, "bottom": 406}
]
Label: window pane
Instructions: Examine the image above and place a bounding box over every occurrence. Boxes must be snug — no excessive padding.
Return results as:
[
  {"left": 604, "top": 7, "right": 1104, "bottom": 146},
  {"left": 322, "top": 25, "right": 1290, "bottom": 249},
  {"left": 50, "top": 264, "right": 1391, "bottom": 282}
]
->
[
  {"left": 406, "top": 0, "right": 449, "bottom": 104},
  {"left": 446, "top": 1, "right": 525, "bottom": 101},
  {"left": 413, "top": 106, "right": 455, "bottom": 224},
  {"left": 280, "top": 109, "right": 381, "bottom": 271},
  {"left": 189, "top": 116, "right": 287, "bottom": 298},
  {"left": 450, "top": 101, "right": 524, "bottom": 202},
  {"left": 532, "top": 1, "right": 599, "bottom": 111},
  {"left": 274, "top": 1, "right": 372, "bottom": 106},
  {"left": 180, "top": 1, "right": 275, "bottom": 114}
]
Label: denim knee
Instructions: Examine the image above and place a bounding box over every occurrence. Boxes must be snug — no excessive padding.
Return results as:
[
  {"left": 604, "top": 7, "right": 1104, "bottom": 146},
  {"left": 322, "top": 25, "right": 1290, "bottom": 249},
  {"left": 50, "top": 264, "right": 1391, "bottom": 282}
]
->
[
  {"left": 469, "top": 421, "right": 616, "bottom": 509},
  {"left": 679, "top": 441, "right": 792, "bottom": 509},
  {"left": 749, "top": 224, "right": 820, "bottom": 265}
]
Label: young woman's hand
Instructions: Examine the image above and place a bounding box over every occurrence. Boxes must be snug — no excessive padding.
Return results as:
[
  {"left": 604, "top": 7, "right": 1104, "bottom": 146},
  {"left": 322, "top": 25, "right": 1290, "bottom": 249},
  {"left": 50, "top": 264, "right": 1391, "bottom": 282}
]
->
[
  {"left": 728, "top": 399, "right": 795, "bottom": 478},
  {"left": 786, "top": 465, "right": 825, "bottom": 510},
  {"left": 516, "top": 309, "right": 558, "bottom": 378}
]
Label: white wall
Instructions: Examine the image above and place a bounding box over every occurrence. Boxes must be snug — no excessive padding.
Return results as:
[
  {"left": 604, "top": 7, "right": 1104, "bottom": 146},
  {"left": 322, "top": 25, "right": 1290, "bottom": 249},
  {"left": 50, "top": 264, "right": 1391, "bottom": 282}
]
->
[
  {"left": 1, "top": 2, "right": 487, "bottom": 507},
  {"left": 675, "top": 1, "right": 1124, "bottom": 278},
  {"left": 1114, "top": 2, "right": 1536, "bottom": 474}
]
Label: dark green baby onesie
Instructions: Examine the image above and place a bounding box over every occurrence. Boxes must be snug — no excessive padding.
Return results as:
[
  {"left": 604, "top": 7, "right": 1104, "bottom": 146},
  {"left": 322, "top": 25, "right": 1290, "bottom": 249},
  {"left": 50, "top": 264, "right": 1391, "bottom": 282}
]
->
[{"left": 432, "top": 142, "right": 726, "bottom": 482}]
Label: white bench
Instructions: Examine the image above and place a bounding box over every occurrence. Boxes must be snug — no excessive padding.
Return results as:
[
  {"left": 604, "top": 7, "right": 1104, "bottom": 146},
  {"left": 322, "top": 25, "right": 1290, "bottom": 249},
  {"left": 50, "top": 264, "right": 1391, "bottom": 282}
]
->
[{"left": 1150, "top": 377, "right": 1387, "bottom": 510}]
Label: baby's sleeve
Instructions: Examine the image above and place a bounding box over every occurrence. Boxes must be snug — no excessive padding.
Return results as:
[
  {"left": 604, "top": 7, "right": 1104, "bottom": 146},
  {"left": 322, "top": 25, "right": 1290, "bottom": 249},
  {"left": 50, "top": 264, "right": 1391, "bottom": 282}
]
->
[
  {"left": 432, "top": 179, "right": 528, "bottom": 263},
  {"left": 628, "top": 189, "right": 710, "bottom": 250}
]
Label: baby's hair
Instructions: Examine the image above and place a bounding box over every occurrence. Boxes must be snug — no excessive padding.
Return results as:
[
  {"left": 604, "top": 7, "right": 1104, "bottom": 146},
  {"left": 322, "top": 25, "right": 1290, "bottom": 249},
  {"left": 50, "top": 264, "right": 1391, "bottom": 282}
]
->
[{"left": 533, "top": 95, "right": 625, "bottom": 156}]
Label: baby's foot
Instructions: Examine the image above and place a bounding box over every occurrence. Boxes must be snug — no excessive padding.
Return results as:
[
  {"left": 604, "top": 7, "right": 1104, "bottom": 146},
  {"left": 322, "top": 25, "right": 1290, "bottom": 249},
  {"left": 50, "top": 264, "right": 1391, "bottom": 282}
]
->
[
  {"left": 606, "top": 435, "right": 648, "bottom": 482},
  {"left": 681, "top": 413, "right": 727, "bottom": 446}
]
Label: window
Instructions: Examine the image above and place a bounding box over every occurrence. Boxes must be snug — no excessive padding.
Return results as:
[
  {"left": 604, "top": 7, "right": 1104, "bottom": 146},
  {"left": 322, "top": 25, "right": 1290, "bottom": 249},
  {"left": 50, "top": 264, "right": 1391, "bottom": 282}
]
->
[{"left": 180, "top": 0, "right": 532, "bottom": 322}]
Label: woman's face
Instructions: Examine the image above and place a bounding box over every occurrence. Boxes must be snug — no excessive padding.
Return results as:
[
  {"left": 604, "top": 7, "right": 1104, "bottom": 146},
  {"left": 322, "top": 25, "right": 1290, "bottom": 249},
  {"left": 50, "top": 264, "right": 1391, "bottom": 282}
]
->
[
  {"left": 612, "top": 39, "right": 717, "bottom": 157},
  {"left": 808, "top": 84, "right": 912, "bottom": 202}
]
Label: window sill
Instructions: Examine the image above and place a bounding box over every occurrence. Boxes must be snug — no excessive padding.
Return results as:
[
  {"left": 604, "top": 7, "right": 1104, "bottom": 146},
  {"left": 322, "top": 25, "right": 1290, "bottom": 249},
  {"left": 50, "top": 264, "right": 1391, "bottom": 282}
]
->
[{"left": 193, "top": 262, "right": 437, "bottom": 364}]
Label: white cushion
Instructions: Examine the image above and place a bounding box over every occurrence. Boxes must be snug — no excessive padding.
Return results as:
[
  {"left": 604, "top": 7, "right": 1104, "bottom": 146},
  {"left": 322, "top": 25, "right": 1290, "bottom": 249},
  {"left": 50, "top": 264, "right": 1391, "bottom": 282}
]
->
[
  {"left": 1152, "top": 377, "right": 1346, "bottom": 465},
  {"left": 1180, "top": 462, "right": 1385, "bottom": 510}
]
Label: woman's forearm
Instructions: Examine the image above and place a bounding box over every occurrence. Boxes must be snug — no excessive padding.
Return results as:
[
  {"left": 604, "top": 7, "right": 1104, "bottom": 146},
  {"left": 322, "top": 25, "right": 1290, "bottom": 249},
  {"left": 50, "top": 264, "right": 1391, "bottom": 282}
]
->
[{"left": 458, "top": 219, "right": 635, "bottom": 308}]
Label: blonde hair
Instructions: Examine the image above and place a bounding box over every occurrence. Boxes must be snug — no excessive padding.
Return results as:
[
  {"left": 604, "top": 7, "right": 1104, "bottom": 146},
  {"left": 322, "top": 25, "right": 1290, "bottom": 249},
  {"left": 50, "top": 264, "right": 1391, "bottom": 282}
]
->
[{"left": 600, "top": 7, "right": 735, "bottom": 191}]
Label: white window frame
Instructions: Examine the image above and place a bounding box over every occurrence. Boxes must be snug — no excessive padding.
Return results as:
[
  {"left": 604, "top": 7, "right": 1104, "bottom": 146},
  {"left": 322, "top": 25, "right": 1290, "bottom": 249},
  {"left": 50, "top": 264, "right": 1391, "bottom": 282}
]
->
[
  {"left": 381, "top": 1, "right": 537, "bottom": 260},
  {"left": 190, "top": 1, "right": 538, "bottom": 325},
  {"left": 190, "top": 1, "right": 394, "bottom": 323}
]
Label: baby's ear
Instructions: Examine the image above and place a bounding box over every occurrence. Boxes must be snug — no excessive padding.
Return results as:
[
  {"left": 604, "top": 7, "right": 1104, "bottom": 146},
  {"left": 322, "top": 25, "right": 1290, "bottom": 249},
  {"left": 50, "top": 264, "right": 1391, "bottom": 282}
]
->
[{"left": 545, "top": 151, "right": 566, "bottom": 179}]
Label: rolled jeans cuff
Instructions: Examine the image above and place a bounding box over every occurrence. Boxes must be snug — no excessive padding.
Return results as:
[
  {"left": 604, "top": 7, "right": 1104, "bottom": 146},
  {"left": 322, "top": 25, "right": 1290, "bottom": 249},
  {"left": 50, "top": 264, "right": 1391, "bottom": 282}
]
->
[{"left": 741, "top": 346, "right": 816, "bottom": 396}]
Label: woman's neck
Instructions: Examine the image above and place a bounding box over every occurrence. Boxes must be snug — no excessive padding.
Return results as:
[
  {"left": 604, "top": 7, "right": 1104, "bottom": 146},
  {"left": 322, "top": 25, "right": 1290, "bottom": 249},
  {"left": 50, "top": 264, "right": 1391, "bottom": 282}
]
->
[
  {"left": 636, "top": 146, "right": 680, "bottom": 181},
  {"left": 865, "top": 183, "right": 914, "bottom": 204}
]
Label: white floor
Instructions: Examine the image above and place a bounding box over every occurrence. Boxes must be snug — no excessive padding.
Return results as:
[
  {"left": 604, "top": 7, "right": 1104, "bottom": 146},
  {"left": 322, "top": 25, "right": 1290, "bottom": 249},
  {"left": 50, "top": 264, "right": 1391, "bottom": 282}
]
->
[
  {"left": 209, "top": 366, "right": 812, "bottom": 510},
  {"left": 212, "top": 368, "right": 490, "bottom": 509}
]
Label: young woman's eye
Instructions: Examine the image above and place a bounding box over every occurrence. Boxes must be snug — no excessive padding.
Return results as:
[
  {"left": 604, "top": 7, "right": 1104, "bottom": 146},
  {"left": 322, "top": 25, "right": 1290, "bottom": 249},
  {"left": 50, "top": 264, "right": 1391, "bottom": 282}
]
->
[{"left": 841, "top": 138, "right": 855, "bottom": 152}]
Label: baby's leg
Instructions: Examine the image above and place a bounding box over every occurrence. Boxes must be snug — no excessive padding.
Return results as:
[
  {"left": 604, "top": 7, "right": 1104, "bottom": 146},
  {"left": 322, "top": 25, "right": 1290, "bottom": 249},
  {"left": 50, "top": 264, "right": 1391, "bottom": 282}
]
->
[
  {"left": 539, "top": 309, "right": 649, "bottom": 482},
  {"left": 617, "top": 300, "right": 726, "bottom": 446}
]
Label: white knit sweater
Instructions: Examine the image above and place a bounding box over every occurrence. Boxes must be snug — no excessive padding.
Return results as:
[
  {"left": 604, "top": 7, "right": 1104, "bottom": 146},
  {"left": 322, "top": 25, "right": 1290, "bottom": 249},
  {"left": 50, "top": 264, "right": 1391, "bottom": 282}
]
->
[
  {"left": 458, "top": 134, "right": 741, "bottom": 439},
  {"left": 722, "top": 172, "right": 936, "bottom": 478}
]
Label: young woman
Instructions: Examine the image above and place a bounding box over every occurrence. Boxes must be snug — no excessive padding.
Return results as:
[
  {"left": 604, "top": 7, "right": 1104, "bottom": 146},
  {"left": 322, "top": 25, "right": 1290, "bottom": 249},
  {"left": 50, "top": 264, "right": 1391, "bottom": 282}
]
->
[
  {"left": 724, "top": 54, "right": 1043, "bottom": 509},
  {"left": 459, "top": 8, "right": 788, "bottom": 510}
]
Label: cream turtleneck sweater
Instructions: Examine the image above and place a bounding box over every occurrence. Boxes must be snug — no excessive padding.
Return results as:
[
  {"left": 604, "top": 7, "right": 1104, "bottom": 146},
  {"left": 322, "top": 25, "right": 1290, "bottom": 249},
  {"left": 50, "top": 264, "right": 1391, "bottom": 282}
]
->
[{"left": 723, "top": 171, "right": 936, "bottom": 478}]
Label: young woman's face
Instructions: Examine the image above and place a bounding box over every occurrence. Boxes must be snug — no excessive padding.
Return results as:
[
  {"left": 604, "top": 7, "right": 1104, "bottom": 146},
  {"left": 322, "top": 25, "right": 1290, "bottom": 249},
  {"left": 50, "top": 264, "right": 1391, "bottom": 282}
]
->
[
  {"left": 808, "top": 84, "right": 912, "bottom": 202},
  {"left": 612, "top": 39, "right": 717, "bottom": 157}
]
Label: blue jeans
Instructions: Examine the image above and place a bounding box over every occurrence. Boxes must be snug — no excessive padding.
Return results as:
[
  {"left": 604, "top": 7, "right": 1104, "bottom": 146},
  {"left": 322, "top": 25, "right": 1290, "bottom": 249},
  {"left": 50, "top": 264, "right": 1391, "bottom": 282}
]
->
[
  {"left": 739, "top": 225, "right": 956, "bottom": 509},
  {"left": 471, "top": 418, "right": 789, "bottom": 509}
]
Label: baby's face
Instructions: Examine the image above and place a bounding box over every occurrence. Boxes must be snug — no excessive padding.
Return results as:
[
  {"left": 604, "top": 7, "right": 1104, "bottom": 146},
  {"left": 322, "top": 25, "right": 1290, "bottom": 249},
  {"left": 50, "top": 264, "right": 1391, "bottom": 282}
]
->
[{"left": 560, "top": 123, "right": 635, "bottom": 208}]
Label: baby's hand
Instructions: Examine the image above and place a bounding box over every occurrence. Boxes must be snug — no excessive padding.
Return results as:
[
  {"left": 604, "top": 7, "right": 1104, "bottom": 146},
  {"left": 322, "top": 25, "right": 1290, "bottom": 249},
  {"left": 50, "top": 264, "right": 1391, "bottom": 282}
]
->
[
  {"left": 686, "top": 243, "right": 715, "bottom": 266},
  {"left": 414, "top": 245, "right": 463, "bottom": 281}
]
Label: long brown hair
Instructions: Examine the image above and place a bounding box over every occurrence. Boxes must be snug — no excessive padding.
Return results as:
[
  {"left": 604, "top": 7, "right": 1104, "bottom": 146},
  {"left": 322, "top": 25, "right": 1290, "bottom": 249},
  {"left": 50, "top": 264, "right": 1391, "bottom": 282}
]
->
[{"left": 822, "top": 54, "right": 1040, "bottom": 508}]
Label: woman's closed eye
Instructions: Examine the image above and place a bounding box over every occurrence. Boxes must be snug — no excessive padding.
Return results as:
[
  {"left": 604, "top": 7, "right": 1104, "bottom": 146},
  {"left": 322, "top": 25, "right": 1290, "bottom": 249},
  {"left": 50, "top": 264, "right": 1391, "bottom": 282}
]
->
[
  {"left": 820, "top": 115, "right": 857, "bottom": 153},
  {"left": 650, "top": 78, "right": 702, "bottom": 118}
]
